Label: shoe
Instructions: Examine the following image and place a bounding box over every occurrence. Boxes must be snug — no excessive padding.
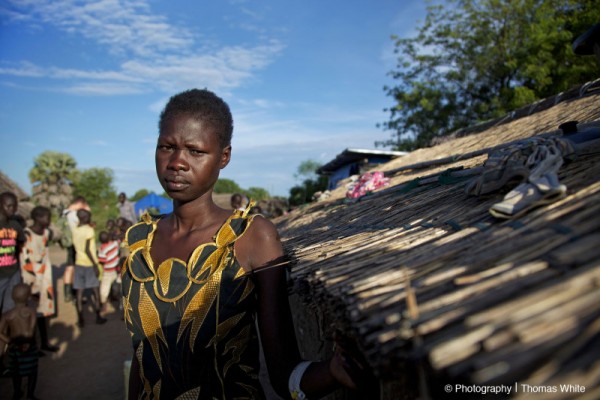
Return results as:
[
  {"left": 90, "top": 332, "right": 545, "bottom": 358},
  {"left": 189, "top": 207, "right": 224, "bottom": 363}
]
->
[
  {"left": 489, "top": 173, "right": 567, "bottom": 219},
  {"left": 96, "top": 315, "right": 107, "bottom": 325},
  {"left": 77, "top": 312, "right": 84, "bottom": 328}
]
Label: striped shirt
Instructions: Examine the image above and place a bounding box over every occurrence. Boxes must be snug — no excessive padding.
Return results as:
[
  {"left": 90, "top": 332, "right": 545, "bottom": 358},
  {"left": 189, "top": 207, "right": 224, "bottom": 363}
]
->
[{"left": 98, "top": 240, "right": 120, "bottom": 271}]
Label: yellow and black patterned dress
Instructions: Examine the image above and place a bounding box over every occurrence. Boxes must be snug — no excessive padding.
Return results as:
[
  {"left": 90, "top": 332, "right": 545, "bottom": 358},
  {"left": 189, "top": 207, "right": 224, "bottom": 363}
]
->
[{"left": 121, "top": 210, "right": 265, "bottom": 399}]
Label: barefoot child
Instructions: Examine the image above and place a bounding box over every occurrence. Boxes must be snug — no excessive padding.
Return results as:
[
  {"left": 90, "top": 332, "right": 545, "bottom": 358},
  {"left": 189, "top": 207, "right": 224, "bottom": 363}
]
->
[
  {"left": 20, "top": 206, "right": 59, "bottom": 353},
  {"left": 0, "top": 283, "right": 39, "bottom": 400}
]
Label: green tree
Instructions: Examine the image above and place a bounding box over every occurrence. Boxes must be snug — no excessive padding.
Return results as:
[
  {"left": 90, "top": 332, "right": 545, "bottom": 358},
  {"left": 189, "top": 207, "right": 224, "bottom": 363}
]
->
[
  {"left": 289, "top": 176, "right": 328, "bottom": 207},
  {"left": 294, "top": 159, "right": 322, "bottom": 182},
  {"left": 244, "top": 187, "right": 270, "bottom": 202},
  {"left": 214, "top": 178, "right": 243, "bottom": 194},
  {"left": 29, "top": 151, "right": 78, "bottom": 215},
  {"left": 380, "top": 0, "right": 600, "bottom": 151},
  {"left": 131, "top": 189, "right": 151, "bottom": 202},
  {"left": 288, "top": 160, "right": 327, "bottom": 206},
  {"left": 73, "top": 167, "right": 118, "bottom": 232}
]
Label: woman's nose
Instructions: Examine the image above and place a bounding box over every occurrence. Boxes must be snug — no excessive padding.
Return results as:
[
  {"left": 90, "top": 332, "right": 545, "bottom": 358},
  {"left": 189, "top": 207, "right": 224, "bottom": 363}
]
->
[{"left": 167, "top": 149, "right": 189, "bottom": 171}]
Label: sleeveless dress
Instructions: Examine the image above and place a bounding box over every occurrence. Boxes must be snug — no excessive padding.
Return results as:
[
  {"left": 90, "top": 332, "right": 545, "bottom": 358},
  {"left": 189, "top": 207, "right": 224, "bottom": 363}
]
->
[
  {"left": 121, "top": 210, "right": 265, "bottom": 400},
  {"left": 20, "top": 227, "right": 55, "bottom": 317}
]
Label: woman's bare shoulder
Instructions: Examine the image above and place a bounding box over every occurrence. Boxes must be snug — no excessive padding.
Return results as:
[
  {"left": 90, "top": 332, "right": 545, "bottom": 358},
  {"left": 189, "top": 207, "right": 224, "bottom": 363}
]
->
[{"left": 237, "top": 215, "right": 284, "bottom": 271}]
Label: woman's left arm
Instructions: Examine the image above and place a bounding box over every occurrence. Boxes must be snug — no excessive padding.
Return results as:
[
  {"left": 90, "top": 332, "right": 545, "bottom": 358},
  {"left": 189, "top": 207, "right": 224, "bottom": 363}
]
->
[{"left": 239, "top": 216, "right": 351, "bottom": 399}]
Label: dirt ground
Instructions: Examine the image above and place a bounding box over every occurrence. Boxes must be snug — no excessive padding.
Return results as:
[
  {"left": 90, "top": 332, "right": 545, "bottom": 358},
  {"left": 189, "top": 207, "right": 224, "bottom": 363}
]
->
[{"left": 1, "top": 244, "right": 132, "bottom": 400}]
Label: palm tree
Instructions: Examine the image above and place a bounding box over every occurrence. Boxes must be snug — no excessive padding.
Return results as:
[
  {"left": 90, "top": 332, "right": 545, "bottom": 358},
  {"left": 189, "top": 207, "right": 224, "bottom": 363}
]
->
[{"left": 29, "top": 151, "right": 78, "bottom": 214}]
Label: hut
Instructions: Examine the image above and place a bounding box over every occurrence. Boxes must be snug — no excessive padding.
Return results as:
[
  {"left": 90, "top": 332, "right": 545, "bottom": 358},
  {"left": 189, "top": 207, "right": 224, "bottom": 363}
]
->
[
  {"left": 318, "top": 149, "right": 407, "bottom": 191},
  {"left": 275, "top": 80, "right": 600, "bottom": 399},
  {"left": 0, "top": 170, "right": 33, "bottom": 222}
]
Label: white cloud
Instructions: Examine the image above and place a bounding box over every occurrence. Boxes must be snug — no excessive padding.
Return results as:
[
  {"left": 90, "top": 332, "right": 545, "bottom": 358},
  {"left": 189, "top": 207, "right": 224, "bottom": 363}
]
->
[
  {"left": 5, "top": 0, "right": 193, "bottom": 58},
  {"left": 1, "top": 0, "right": 285, "bottom": 96}
]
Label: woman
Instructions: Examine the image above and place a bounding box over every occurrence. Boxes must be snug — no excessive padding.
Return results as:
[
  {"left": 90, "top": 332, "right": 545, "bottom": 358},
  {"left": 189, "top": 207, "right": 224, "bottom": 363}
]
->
[{"left": 122, "top": 89, "right": 359, "bottom": 399}]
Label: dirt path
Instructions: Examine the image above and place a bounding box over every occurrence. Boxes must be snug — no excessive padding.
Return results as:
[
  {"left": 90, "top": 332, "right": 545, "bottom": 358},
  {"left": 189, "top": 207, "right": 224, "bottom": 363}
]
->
[{"left": 1, "top": 245, "right": 132, "bottom": 400}]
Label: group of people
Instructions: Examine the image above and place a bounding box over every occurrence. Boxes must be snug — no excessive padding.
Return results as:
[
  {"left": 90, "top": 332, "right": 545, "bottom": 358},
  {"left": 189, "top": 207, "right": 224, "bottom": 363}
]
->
[
  {"left": 60, "top": 195, "right": 134, "bottom": 328},
  {"left": 0, "top": 191, "right": 55, "bottom": 399},
  {"left": 0, "top": 191, "right": 137, "bottom": 399}
]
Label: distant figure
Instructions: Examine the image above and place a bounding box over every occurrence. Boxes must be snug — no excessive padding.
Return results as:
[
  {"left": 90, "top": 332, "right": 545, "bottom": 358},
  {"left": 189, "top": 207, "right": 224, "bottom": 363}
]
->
[
  {"left": 61, "top": 196, "right": 90, "bottom": 303},
  {"left": 72, "top": 209, "right": 106, "bottom": 327},
  {"left": 114, "top": 217, "right": 132, "bottom": 275},
  {"left": 0, "top": 191, "right": 26, "bottom": 316},
  {"left": 117, "top": 193, "right": 137, "bottom": 224},
  {"left": 0, "top": 283, "right": 39, "bottom": 400},
  {"left": 97, "top": 231, "right": 121, "bottom": 314},
  {"left": 249, "top": 204, "right": 263, "bottom": 215},
  {"left": 230, "top": 193, "right": 247, "bottom": 211},
  {"left": 105, "top": 219, "right": 117, "bottom": 240},
  {"left": 20, "top": 206, "right": 59, "bottom": 353}
]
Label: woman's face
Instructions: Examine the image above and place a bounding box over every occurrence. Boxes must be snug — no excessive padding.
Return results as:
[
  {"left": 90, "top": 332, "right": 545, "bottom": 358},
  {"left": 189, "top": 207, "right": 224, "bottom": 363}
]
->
[{"left": 155, "top": 113, "right": 231, "bottom": 204}]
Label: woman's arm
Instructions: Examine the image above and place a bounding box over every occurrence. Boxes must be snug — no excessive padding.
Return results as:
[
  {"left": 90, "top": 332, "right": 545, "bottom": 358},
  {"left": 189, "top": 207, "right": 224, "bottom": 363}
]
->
[{"left": 240, "top": 216, "right": 354, "bottom": 399}]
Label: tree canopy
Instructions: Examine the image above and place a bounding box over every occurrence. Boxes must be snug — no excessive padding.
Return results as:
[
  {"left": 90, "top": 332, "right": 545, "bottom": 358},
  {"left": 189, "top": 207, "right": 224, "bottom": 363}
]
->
[
  {"left": 245, "top": 187, "right": 270, "bottom": 202},
  {"left": 214, "top": 178, "right": 243, "bottom": 194},
  {"left": 72, "top": 167, "right": 119, "bottom": 230},
  {"left": 73, "top": 167, "right": 117, "bottom": 207},
  {"left": 29, "top": 151, "right": 77, "bottom": 215},
  {"left": 288, "top": 159, "right": 327, "bottom": 206},
  {"left": 380, "top": 0, "right": 600, "bottom": 151}
]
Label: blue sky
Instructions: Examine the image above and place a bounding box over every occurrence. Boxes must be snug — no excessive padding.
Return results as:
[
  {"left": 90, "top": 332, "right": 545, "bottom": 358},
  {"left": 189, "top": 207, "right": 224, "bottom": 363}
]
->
[{"left": 0, "top": 0, "right": 432, "bottom": 197}]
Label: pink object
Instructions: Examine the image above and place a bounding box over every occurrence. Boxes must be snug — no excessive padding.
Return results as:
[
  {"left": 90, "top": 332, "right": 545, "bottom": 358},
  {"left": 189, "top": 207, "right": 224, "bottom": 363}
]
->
[{"left": 346, "top": 171, "right": 390, "bottom": 199}]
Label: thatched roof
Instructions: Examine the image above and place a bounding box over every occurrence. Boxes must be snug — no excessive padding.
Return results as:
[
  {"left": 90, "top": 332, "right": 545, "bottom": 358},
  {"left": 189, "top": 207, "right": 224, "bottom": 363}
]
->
[
  {"left": 0, "top": 170, "right": 33, "bottom": 220},
  {"left": 0, "top": 170, "right": 29, "bottom": 200},
  {"left": 276, "top": 83, "right": 600, "bottom": 398}
]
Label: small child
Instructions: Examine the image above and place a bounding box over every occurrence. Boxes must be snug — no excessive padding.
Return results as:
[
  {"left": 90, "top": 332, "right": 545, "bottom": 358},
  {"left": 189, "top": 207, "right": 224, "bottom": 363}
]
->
[
  {"left": 72, "top": 209, "right": 106, "bottom": 327},
  {"left": 0, "top": 283, "right": 39, "bottom": 400},
  {"left": 20, "top": 206, "right": 59, "bottom": 353},
  {"left": 97, "top": 231, "right": 121, "bottom": 314}
]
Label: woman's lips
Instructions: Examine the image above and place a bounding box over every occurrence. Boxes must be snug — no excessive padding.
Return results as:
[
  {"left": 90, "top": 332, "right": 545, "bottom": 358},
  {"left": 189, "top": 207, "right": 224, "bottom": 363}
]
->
[{"left": 164, "top": 176, "right": 187, "bottom": 191}]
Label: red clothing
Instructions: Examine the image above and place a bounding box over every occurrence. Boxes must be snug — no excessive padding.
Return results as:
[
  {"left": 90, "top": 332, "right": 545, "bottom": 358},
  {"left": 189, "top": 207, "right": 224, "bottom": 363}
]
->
[{"left": 98, "top": 240, "right": 120, "bottom": 272}]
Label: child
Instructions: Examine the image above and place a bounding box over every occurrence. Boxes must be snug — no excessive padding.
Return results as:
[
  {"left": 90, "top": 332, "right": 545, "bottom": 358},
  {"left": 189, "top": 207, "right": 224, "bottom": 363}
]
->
[
  {"left": 122, "top": 89, "right": 361, "bottom": 399},
  {"left": 61, "top": 196, "right": 90, "bottom": 303},
  {"left": 71, "top": 209, "right": 106, "bottom": 327},
  {"left": 105, "top": 219, "right": 117, "bottom": 240},
  {"left": 0, "top": 192, "right": 26, "bottom": 316},
  {"left": 0, "top": 283, "right": 39, "bottom": 400},
  {"left": 97, "top": 231, "right": 120, "bottom": 314},
  {"left": 20, "top": 206, "right": 59, "bottom": 353}
]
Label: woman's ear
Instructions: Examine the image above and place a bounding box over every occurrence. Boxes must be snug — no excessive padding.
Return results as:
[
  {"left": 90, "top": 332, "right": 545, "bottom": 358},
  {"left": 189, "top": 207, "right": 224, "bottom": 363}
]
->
[{"left": 220, "top": 145, "right": 232, "bottom": 169}]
